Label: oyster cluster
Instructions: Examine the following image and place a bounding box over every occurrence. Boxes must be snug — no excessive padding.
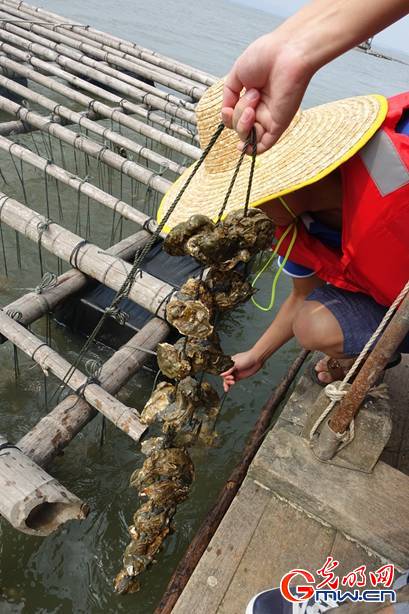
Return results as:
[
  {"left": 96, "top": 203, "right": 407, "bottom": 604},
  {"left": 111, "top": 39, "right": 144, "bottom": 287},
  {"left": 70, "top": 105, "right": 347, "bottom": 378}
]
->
[
  {"left": 114, "top": 377, "right": 220, "bottom": 594},
  {"left": 115, "top": 209, "right": 275, "bottom": 594}
]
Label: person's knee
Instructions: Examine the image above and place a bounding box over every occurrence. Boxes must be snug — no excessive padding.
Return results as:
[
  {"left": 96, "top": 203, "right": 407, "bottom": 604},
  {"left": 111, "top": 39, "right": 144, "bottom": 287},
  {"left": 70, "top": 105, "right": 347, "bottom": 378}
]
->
[{"left": 293, "top": 301, "right": 344, "bottom": 352}]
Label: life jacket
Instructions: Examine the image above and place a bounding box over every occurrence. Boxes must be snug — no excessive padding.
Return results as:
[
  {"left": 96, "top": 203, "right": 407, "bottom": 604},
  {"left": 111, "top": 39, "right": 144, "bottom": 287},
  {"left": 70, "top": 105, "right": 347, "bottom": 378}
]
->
[{"left": 275, "top": 92, "right": 409, "bottom": 306}]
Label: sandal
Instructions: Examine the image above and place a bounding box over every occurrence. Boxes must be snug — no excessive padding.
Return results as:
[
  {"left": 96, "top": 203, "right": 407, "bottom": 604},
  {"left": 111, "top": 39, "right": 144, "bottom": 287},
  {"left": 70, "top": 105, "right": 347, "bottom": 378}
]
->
[{"left": 309, "top": 352, "right": 401, "bottom": 388}]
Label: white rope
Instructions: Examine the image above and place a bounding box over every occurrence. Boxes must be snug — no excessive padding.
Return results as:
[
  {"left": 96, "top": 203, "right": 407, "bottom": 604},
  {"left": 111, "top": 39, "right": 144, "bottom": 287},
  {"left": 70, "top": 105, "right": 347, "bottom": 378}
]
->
[{"left": 309, "top": 279, "right": 409, "bottom": 446}]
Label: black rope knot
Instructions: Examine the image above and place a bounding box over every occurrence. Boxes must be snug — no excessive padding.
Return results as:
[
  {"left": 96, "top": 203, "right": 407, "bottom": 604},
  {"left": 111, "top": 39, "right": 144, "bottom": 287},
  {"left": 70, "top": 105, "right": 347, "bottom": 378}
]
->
[
  {"left": 37, "top": 218, "right": 53, "bottom": 234},
  {"left": 104, "top": 306, "right": 129, "bottom": 325},
  {"left": 6, "top": 309, "right": 22, "bottom": 321},
  {"left": 69, "top": 239, "right": 88, "bottom": 268},
  {"left": 35, "top": 271, "right": 58, "bottom": 294},
  {"left": 0, "top": 442, "right": 20, "bottom": 455}
]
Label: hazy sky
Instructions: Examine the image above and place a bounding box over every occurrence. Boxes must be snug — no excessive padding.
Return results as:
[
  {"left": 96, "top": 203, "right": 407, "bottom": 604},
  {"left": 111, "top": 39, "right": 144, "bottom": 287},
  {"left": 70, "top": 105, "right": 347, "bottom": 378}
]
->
[{"left": 236, "top": 0, "right": 409, "bottom": 55}]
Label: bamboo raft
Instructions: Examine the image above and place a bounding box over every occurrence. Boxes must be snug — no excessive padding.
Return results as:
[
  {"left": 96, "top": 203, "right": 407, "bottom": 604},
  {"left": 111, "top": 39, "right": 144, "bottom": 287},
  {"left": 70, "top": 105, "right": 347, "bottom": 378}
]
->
[{"left": 0, "top": 0, "right": 215, "bottom": 536}]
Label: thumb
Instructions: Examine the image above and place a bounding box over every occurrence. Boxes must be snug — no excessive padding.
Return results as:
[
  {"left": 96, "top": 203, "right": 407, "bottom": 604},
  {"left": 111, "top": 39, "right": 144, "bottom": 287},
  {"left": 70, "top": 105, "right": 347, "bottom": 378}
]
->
[{"left": 221, "top": 366, "right": 235, "bottom": 377}]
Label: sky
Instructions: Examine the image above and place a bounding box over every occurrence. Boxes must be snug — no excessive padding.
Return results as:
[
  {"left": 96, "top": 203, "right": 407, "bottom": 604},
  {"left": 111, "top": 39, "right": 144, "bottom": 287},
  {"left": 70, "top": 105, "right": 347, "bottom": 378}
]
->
[{"left": 235, "top": 0, "right": 409, "bottom": 55}]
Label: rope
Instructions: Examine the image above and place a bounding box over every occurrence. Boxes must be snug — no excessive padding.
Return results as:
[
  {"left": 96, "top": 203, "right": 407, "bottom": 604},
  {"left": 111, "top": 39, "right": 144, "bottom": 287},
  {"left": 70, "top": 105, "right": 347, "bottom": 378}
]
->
[
  {"left": 69, "top": 239, "right": 88, "bottom": 269},
  {"left": 36, "top": 219, "right": 53, "bottom": 278},
  {"left": 309, "top": 278, "right": 409, "bottom": 447},
  {"left": 55, "top": 122, "right": 226, "bottom": 395},
  {"left": 34, "top": 272, "right": 58, "bottom": 294}
]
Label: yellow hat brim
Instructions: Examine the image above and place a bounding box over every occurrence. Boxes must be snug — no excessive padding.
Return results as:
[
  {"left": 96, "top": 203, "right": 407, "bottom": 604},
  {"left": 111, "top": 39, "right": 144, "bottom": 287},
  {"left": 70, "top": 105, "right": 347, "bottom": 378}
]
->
[{"left": 157, "top": 88, "right": 387, "bottom": 234}]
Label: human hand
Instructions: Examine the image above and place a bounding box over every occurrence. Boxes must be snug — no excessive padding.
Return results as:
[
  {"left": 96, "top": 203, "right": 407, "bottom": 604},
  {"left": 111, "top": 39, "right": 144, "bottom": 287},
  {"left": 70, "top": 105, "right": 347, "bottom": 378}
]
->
[
  {"left": 221, "top": 350, "right": 263, "bottom": 392},
  {"left": 221, "top": 33, "right": 312, "bottom": 154}
]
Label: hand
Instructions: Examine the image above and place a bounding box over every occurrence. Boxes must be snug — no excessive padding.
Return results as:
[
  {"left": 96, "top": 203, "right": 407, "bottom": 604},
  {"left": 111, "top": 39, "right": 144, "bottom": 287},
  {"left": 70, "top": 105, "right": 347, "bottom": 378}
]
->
[
  {"left": 221, "top": 350, "right": 263, "bottom": 392},
  {"left": 221, "top": 33, "right": 312, "bottom": 154}
]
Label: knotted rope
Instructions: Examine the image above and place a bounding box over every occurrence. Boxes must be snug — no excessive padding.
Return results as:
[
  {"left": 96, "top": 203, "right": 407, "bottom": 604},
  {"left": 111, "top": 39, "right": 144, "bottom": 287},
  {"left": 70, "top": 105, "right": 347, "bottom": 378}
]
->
[{"left": 309, "top": 279, "right": 409, "bottom": 449}]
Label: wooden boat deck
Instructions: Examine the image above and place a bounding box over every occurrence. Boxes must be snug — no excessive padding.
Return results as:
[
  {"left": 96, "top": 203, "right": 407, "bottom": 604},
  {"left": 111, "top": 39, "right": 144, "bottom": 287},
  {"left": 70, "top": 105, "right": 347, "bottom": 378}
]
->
[{"left": 172, "top": 356, "right": 409, "bottom": 613}]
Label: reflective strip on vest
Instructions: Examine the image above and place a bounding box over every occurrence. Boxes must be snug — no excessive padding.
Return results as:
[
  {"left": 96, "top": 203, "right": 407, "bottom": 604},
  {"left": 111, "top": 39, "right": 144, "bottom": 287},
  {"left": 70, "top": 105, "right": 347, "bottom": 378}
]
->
[{"left": 359, "top": 130, "right": 409, "bottom": 195}]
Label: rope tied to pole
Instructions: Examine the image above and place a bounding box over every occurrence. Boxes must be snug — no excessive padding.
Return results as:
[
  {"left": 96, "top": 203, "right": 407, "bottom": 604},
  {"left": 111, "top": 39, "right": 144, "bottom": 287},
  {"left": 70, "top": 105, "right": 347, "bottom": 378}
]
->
[
  {"left": 309, "top": 278, "right": 409, "bottom": 449},
  {"left": 36, "top": 218, "right": 53, "bottom": 277},
  {"left": 34, "top": 272, "right": 58, "bottom": 294}
]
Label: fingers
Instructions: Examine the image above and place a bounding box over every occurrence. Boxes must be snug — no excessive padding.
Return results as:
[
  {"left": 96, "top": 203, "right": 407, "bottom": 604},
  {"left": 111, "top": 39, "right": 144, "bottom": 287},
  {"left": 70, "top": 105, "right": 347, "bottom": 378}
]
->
[
  {"left": 222, "top": 71, "right": 244, "bottom": 128},
  {"left": 223, "top": 374, "right": 236, "bottom": 393}
]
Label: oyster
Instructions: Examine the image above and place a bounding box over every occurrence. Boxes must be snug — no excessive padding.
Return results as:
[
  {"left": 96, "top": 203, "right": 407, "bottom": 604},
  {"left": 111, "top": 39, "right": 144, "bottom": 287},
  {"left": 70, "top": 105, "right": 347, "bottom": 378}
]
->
[
  {"left": 132, "top": 501, "right": 173, "bottom": 537},
  {"left": 163, "top": 214, "right": 214, "bottom": 256},
  {"left": 177, "top": 278, "right": 214, "bottom": 311},
  {"left": 223, "top": 208, "right": 275, "bottom": 252},
  {"left": 166, "top": 298, "right": 213, "bottom": 339},
  {"left": 206, "top": 268, "right": 254, "bottom": 311},
  {"left": 183, "top": 334, "right": 233, "bottom": 375},
  {"left": 198, "top": 382, "right": 221, "bottom": 446},
  {"left": 140, "top": 382, "right": 176, "bottom": 425},
  {"left": 114, "top": 569, "right": 140, "bottom": 594},
  {"left": 130, "top": 448, "right": 194, "bottom": 491},
  {"left": 141, "top": 479, "right": 190, "bottom": 508},
  {"left": 140, "top": 436, "right": 166, "bottom": 457},
  {"left": 157, "top": 342, "right": 191, "bottom": 380},
  {"left": 161, "top": 376, "right": 202, "bottom": 434},
  {"left": 185, "top": 225, "right": 243, "bottom": 267}
]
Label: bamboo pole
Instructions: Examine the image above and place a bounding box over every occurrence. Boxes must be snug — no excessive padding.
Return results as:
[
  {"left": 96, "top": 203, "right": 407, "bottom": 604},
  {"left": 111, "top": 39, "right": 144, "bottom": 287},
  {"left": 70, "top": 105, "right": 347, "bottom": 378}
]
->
[
  {"left": 0, "top": 434, "right": 88, "bottom": 536},
  {"left": 0, "top": 193, "right": 175, "bottom": 317},
  {"left": 0, "top": 47, "right": 201, "bottom": 157},
  {"left": 0, "top": 310, "right": 147, "bottom": 442},
  {"left": 0, "top": 95, "right": 174, "bottom": 195},
  {"left": 0, "top": 22, "right": 204, "bottom": 104},
  {"left": 1, "top": 230, "right": 153, "bottom": 340},
  {"left": 0, "top": 11, "right": 198, "bottom": 112},
  {"left": 18, "top": 317, "right": 170, "bottom": 467},
  {"left": 0, "top": 0, "right": 216, "bottom": 87},
  {"left": 155, "top": 350, "right": 309, "bottom": 614},
  {"left": 0, "top": 134, "right": 168, "bottom": 226},
  {"left": 0, "top": 75, "right": 187, "bottom": 176}
]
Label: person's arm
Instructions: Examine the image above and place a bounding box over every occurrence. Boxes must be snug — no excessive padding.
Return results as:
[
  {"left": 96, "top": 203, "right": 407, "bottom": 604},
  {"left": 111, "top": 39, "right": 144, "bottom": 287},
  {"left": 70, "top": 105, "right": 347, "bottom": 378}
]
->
[
  {"left": 222, "top": 0, "right": 409, "bottom": 153},
  {"left": 221, "top": 274, "right": 324, "bottom": 391}
]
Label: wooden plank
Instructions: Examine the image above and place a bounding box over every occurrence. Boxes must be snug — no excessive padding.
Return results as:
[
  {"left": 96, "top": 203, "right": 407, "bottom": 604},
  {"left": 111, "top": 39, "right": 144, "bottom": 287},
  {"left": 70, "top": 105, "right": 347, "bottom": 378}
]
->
[
  {"left": 218, "top": 489, "right": 336, "bottom": 614},
  {"left": 249, "top": 425, "right": 409, "bottom": 567},
  {"left": 172, "top": 478, "right": 270, "bottom": 614},
  {"left": 381, "top": 356, "right": 409, "bottom": 474}
]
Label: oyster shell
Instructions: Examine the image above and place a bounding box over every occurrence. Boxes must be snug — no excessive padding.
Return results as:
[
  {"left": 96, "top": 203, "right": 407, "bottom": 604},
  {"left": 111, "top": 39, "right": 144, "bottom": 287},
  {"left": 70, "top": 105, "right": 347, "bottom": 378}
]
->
[
  {"left": 157, "top": 342, "right": 191, "bottom": 380},
  {"left": 114, "top": 569, "right": 140, "bottom": 594},
  {"left": 223, "top": 208, "right": 275, "bottom": 252},
  {"left": 163, "top": 214, "right": 214, "bottom": 256},
  {"left": 177, "top": 278, "right": 214, "bottom": 312},
  {"left": 206, "top": 268, "right": 254, "bottom": 311},
  {"left": 141, "top": 479, "right": 190, "bottom": 508},
  {"left": 198, "top": 381, "right": 221, "bottom": 446},
  {"left": 184, "top": 334, "right": 233, "bottom": 375},
  {"left": 140, "top": 382, "right": 176, "bottom": 425},
  {"left": 132, "top": 501, "right": 173, "bottom": 537},
  {"left": 130, "top": 448, "right": 194, "bottom": 491},
  {"left": 166, "top": 298, "right": 213, "bottom": 339},
  {"left": 140, "top": 436, "right": 166, "bottom": 457}
]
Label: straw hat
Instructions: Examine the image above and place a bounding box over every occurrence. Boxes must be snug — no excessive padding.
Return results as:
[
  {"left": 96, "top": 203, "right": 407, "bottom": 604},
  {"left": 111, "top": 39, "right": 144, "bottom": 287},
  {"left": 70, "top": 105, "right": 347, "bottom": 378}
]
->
[{"left": 157, "top": 80, "right": 387, "bottom": 232}]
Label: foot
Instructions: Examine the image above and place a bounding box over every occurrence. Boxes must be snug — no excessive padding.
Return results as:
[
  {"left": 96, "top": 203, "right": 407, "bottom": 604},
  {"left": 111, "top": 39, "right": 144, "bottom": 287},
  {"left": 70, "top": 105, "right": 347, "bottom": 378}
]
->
[
  {"left": 314, "top": 355, "right": 355, "bottom": 385},
  {"left": 246, "top": 587, "right": 338, "bottom": 613}
]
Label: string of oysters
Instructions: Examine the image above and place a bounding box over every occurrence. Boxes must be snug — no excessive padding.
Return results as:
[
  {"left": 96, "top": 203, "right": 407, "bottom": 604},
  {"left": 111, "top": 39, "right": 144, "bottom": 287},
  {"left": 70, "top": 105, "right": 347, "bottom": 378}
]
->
[{"left": 114, "top": 208, "right": 275, "bottom": 593}]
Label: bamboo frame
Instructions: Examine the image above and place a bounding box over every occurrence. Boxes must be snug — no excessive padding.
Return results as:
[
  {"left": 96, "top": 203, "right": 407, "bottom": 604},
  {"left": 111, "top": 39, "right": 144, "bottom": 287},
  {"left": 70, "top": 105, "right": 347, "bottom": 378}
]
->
[
  {"left": 18, "top": 317, "right": 170, "bottom": 467},
  {"left": 0, "top": 19, "right": 204, "bottom": 104},
  {"left": 0, "top": 193, "right": 174, "bottom": 317},
  {"left": 0, "top": 95, "right": 174, "bottom": 195},
  {"left": 0, "top": 74, "right": 187, "bottom": 176},
  {"left": 0, "top": 310, "right": 147, "bottom": 441},
  {"left": 0, "top": 0, "right": 216, "bottom": 87},
  {"left": 0, "top": 11, "right": 198, "bottom": 112},
  {"left": 1, "top": 230, "right": 153, "bottom": 337},
  {"left": 0, "top": 48, "right": 201, "bottom": 157},
  {"left": 0, "top": 434, "right": 87, "bottom": 536}
]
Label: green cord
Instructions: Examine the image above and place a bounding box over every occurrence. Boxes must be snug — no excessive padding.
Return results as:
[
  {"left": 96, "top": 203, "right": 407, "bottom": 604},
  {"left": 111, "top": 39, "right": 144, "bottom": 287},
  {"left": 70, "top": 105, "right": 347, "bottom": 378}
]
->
[{"left": 251, "top": 196, "right": 298, "bottom": 312}]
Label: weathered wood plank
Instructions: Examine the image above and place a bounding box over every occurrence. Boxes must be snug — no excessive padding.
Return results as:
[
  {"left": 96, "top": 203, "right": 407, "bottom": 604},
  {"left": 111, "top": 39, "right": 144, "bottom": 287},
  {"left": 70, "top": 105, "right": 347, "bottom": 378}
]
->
[
  {"left": 249, "top": 425, "right": 409, "bottom": 568},
  {"left": 218, "top": 489, "right": 336, "bottom": 614},
  {"left": 172, "top": 478, "right": 270, "bottom": 614}
]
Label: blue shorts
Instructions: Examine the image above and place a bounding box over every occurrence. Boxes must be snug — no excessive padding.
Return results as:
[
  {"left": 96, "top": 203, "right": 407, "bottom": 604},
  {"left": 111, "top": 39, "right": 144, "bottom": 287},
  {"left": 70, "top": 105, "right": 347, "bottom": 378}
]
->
[{"left": 306, "top": 285, "right": 409, "bottom": 356}]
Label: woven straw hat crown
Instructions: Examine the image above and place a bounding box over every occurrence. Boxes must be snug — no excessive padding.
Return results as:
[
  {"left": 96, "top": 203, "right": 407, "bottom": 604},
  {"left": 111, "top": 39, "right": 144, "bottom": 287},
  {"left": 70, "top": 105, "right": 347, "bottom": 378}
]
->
[{"left": 157, "top": 80, "right": 388, "bottom": 232}]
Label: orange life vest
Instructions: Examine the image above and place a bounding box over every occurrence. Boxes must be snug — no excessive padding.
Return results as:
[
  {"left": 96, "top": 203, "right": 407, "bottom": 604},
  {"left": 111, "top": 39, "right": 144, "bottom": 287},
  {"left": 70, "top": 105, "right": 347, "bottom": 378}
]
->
[{"left": 275, "top": 92, "right": 409, "bottom": 306}]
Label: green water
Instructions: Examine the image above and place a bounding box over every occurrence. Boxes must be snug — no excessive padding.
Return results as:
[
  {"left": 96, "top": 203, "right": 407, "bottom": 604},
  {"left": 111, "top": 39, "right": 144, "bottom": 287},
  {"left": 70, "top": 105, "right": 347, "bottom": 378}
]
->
[{"left": 0, "top": 1, "right": 408, "bottom": 612}]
